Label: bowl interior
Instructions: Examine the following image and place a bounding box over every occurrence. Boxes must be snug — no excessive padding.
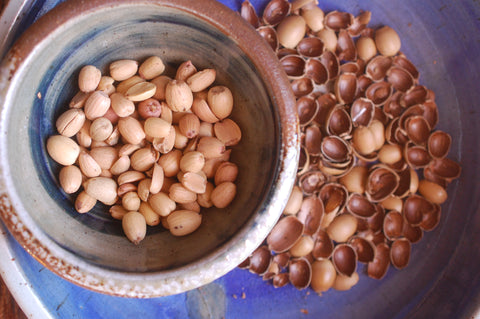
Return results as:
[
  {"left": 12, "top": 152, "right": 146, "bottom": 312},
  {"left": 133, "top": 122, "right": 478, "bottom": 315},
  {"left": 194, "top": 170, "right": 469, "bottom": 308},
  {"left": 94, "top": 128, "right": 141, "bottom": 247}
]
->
[{"left": 4, "top": 3, "right": 280, "bottom": 272}]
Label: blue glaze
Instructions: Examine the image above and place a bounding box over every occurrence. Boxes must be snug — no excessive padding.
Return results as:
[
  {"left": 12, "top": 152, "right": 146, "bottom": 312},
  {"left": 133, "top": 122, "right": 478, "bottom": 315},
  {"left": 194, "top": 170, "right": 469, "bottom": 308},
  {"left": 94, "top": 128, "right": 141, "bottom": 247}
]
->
[{"left": 3, "top": 0, "right": 480, "bottom": 318}]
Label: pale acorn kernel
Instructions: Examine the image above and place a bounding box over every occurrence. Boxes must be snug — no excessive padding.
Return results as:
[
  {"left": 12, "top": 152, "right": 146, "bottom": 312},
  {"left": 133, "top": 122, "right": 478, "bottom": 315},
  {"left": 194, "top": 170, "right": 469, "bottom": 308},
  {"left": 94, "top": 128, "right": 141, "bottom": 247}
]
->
[
  {"left": 178, "top": 201, "right": 201, "bottom": 213},
  {"left": 76, "top": 120, "right": 92, "bottom": 148},
  {"left": 197, "top": 182, "right": 214, "bottom": 208},
  {"left": 46, "top": 135, "right": 80, "bottom": 166},
  {"left": 97, "top": 76, "right": 116, "bottom": 95},
  {"left": 213, "top": 118, "right": 242, "bottom": 146},
  {"left": 89, "top": 146, "right": 118, "bottom": 170},
  {"left": 175, "top": 60, "right": 197, "bottom": 81},
  {"left": 167, "top": 210, "right": 202, "bottom": 236},
  {"left": 59, "top": 165, "right": 82, "bottom": 194},
  {"left": 109, "top": 59, "right": 139, "bottom": 81},
  {"left": 122, "top": 191, "right": 141, "bottom": 211},
  {"left": 211, "top": 182, "right": 236, "bottom": 208},
  {"left": 84, "top": 177, "right": 118, "bottom": 205},
  {"left": 214, "top": 162, "right": 238, "bottom": 185},
  {"left": 75, "top": 191, "right": 97, "bottom": 213},
  {"left": 118, "top": 183, "right": 138, "bottom": 198},
  {"left": 90, "top": 117, "right": 114, "bottom": 142},
  {"left": 276, "top": 15, "right": 307, "bottom": 49},
  {"left": 169, "top": 183, "right": 197, "bottom": 204},
  {"left": 150, "top": 163, "right": 165, "bottom": 194},
  {"left": 110, "top": 92, "right": 135, "bottom": 117},
  {"left": 197, "top": 136, "right": 226, "bottom": 159},
  {"left": 375, "top": 26, "right": 401, "bottom": 57},
  {"left": 116, "top": 75, "right": 145, "bottom": 94},
  {"left": 69, "top": 91, "right": 90, "bottom": 109},
  {"left": 84, "top": 90, "right": 111, "bottom": 121},
  {"left": 186, "top": 69, "right": 216, "bottom": 92},
  {"left": 137, "top": 178, "right": 151, "bottom": 202},
  {"left": 165, "top": 80, "right": 194, "bottom": 112},
  {"left": 110, "top": 205, "right": 128, "bottom": 220},
  {"left": 78, "top": 65, "right": 101, "bottom": 93},
  {"left": 283, "top": 186, "right": 303, "bottom": 215},
  {"left": 151, "top": 75, "right": 172, "bottom": 100},
  {"left": 179, "top": 172, "right": 207, "bottom": 194},
  {"left": 144, "top": 117, "right": 171, "bottom": 138},
  {"left": 130, "top": 147, "right": 157, "bottom": 172},
  {"left": 139, "top": 202, "right": 161, "bottom": 226},
  {"left": 148, "top": 192, "right": 176, "bottom": 217},
  {"left": 180, "top": 151, "right": 205, "bottom": 173},
  {"left": 198, "top": 122, "right": 214, "bottom": 137},
  {"left": 117, "top": 116, "right": 146, "bottom": 145},
  {"left": 139, "top": 56, "right": 166, "bottom": 80},
  {"left": 56, "top": 108, "right": 86, "bottom": 137},
  {"left": 125, "top": 81, "right": 157, "bottom": 102},
  {"left": 179, "top": 113, "right": 201, "bottom": 138},
  {"left": 158, "top": 149, "right": 182, "bottom": 177},
  {"left": 78, "top": 151, "right": 102, "bottom": 178},
  {"left": 207, "top": 86, "right": 233, "bottom": 120},
  {"left": 174, "top": 125, "right": 189, "bottom": 149},
  {"left": 122, "top": 211, "right": 147, "bottom": 245},
  {"left": 110, "top": 155, "right": 131, "bottom": 175}
]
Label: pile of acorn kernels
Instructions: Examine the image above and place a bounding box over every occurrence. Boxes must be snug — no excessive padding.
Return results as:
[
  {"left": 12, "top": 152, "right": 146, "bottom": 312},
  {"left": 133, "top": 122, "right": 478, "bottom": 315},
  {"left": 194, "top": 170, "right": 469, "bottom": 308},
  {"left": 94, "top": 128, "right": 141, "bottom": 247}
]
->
[{"left": 238, "top": 0, "right": 461, "bottom": 294}]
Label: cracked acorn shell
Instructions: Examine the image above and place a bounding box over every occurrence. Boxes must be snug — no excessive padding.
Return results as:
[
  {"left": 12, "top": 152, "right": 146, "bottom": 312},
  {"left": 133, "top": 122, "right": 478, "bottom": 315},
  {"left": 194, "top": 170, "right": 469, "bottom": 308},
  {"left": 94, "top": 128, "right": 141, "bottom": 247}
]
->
[
  {"left": 332, "top": 243, "right": 357, "bottom": 277},
  {"left": 428, "top": 130, "right": 452, "bottom": 159},
  {"left": 365, "top": 81, "right": 393, "bottom": 106},
  {"left": 267, "top": 216, "right": 305, "bottom": 253},
  {"left": 305, "top": 58, "right": 329, "bottom": 85},
  {"left": 297, "top": 196, "right": 324, "bottom": 236},
  {"left": 297, "top": 37, "right": 324, "bottom": 58},
  {"left": 321, "top": 135, "right": 351, "bottom": 163},
  {"left": 257, "top": 26, "right": 279, "bottom": 51},
  {"left": 249, "top": 245, "right": 272, "bottom": 275},
  {"left": 324, "top": 11, "right": 353, "bottom": 31},
  {"left": 383, "top": 210, "right": 404, "bottom": 240},
  {"left": 291, "top": 77, "right": 314, "bottom": 97},
  {"left": 365, "top": 55, "right": 392, "bottom": 81},
  {"left": 298, "top": 170, "right": 326, "bottom": 194},
  {"left": 403, "top": 194, "right": 435, "bottom": 226},
  {"left": 346, "top": 193, "right": 377, "bottom": 218},
  {"left": 263, "top": 0, "right": 291, "bottom": 26},
  {"left": 280, "top": 54, "right": 306, "bottom": 79},
  {"left": 365, "top": 165, "right": 400, "bottom": 202},
  {"left": 297, "top": 95, "right": 318, "bottom": 126},
  {"left": 336, "top": 30, "right": 357, "bottom": 62},
  {"left": 289, "top": 257, "right": 312, "bottom": 290},
  {"left": 325, "top": 106, "right": 352, "bottom": 137},
  {"left": 320, "top": 50, "right": 340, "bottom": 80},
  {"left": 390, "top": 238, "right": 411, "bottom": 269},
  {"left": 367, "top": 242, "right": 390, "bottom": 280},
  {"left": 240, "top": 0, "right": 260, "bottom": 28},
  {"left": 350, "top": 98, "right": 375, "bottom": 127},
  {"left": 304, "top": 124, "right": 323, "bottom": 156},
  {"left": 335, "top": 72, "right": 357, "bottom": 104},
  {"left": 312, "top": 230, "right": 334, "bottom": 259},
  {"left": 348, "top": 236, "right": 375, "bottom": 263}
]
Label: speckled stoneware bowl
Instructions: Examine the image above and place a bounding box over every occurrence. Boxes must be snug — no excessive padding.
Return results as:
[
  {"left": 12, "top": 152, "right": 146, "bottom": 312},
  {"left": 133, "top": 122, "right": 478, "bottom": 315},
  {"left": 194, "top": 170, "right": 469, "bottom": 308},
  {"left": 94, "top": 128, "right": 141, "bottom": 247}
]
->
[{"left": 0, "top": 0, "right": 298, "bottom": 297}]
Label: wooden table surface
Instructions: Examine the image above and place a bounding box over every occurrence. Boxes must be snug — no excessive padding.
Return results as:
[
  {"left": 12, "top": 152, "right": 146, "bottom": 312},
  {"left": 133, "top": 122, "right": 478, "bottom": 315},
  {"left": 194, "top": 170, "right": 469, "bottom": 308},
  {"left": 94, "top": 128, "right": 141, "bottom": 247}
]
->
[{"left": 0, "top": 1, "right": 30, "bottom": 318}]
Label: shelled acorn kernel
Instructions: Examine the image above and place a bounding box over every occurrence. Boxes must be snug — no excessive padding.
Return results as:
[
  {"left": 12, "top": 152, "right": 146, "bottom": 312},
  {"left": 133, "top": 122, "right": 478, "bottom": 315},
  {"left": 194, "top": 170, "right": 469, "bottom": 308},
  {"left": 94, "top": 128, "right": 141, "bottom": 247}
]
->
[
  {"left": 47, "top": 57, "right": 242, "bottom": 245},
  {"left": 238, "top": 0, "right": 461, "bottom": 294}
]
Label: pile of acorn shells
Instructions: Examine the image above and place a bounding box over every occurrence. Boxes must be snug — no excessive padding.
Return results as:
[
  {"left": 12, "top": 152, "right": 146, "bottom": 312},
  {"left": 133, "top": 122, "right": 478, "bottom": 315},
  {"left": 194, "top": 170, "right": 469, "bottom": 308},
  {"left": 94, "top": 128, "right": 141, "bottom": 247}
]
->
[{"left": 238, "top": 0, "right": 461, "bottom": 294}]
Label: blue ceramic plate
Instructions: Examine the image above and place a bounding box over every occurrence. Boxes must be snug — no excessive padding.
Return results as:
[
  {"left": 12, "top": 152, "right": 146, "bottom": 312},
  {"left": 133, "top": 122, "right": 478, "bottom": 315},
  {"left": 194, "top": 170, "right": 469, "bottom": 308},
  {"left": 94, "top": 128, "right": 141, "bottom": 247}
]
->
[{"left": 1, "top": 0, "right": 479, "bottom": 318}]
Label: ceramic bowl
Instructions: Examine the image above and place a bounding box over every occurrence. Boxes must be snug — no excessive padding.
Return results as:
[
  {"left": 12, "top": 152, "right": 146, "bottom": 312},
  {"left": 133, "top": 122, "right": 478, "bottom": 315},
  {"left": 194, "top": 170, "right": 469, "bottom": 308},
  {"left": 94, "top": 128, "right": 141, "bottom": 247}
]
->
[{"left": 0, "top": 0, "right": 298, "bottom": 297}]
